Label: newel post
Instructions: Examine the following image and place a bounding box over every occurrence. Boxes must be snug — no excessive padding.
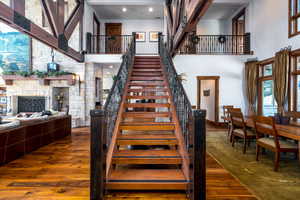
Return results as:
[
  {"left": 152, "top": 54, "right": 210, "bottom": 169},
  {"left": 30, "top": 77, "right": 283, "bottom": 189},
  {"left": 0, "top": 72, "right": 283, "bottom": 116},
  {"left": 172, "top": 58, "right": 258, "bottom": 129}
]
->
[
  {"left": 90, "top": 110, "right": 106, "bottom": 200},
  {"left": 191, "top": 109, "right": 206, "bottom": 200}
]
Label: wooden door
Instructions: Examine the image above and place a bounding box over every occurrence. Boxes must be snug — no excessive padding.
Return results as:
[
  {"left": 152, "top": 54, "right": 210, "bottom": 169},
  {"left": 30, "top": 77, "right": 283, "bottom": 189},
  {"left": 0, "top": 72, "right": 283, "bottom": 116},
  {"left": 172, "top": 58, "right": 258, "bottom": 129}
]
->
[{"left": 105, "top": 23, "right": 122, "bottom": 54}]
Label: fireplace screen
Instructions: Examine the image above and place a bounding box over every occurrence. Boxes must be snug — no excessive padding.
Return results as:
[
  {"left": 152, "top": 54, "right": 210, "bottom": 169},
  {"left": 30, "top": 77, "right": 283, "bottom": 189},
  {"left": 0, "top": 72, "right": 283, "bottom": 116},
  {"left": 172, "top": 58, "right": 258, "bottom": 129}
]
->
[{"left": 18, "top": 96, "right": 46, "bottom": 113}]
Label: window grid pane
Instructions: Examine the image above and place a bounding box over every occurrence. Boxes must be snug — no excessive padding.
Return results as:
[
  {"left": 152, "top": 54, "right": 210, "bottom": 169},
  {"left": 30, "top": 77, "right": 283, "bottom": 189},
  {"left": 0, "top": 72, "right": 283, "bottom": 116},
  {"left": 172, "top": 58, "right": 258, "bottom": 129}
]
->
[{"left": 262, "top": 80, "right": 277, "bottom": 116}]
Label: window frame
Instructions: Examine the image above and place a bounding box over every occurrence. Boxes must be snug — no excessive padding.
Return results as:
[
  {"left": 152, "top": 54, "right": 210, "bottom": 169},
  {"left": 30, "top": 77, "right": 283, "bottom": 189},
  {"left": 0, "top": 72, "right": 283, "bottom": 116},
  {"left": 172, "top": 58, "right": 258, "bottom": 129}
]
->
[
  {"left": 290, "top": 52, "right": 300, "bottom": 113},
  {"left": 257, "top": 59, "right": 276, "bottom": 116},
  {"left": 289, "top": 0, "right": 300, "bottom": 37}
]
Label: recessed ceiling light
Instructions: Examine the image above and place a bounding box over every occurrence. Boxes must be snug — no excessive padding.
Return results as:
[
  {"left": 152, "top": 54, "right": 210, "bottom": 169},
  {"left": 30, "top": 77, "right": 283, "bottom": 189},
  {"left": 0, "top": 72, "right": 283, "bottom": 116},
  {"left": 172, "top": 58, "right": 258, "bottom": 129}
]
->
[
  {"left": 122, "top": 7, "right": 127, "bottom": 12},
  {"left": 109, "top": 65, "right": 113, "bottom": 69},
  {"left": 148, "top": 7, "right": 153, "bottom": 12}
]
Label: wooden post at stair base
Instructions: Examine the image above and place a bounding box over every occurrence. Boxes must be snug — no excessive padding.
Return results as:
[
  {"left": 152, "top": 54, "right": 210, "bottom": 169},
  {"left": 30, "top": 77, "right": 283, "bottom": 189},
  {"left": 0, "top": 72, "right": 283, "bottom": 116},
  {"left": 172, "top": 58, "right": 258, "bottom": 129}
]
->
[
  {"left": 90, "top": 110, "right": 106, "bottom": 200},
  {"left": 191, "top": 109, "right": 206, "bottom": 200}
]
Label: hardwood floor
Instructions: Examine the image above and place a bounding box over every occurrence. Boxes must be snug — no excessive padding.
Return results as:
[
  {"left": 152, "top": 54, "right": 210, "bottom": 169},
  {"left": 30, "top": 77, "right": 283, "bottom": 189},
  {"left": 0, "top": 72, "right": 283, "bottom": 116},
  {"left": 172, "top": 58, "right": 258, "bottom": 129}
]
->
[{"left": 0, "top": 127, "right": 257, "bottom": 200}]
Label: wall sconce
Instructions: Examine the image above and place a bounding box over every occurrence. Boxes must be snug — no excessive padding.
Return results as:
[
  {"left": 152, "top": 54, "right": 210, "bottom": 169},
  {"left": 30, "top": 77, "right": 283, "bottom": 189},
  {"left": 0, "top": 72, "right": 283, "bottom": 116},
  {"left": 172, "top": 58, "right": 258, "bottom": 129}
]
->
[{"left": 73, "top": 74, "right": 83, "bottom": 95}]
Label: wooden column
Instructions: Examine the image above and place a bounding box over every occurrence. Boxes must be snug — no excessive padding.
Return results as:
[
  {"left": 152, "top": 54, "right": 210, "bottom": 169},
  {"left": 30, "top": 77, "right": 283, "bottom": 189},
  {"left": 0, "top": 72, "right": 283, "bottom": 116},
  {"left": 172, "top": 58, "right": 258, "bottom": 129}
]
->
[{"left": 90, "top": 110, "right": 106, "bottom": 200}]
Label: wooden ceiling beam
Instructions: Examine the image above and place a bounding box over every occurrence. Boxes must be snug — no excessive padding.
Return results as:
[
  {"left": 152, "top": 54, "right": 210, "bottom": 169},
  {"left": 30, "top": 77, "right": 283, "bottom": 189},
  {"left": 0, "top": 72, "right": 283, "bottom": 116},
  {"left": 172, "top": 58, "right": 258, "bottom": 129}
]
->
[
  {"left": 57, "top": 0, "right": 65, "bottom": 35},
  {"left": 0, "top": 1, "right": 84, "bottom": 62},
  {"left": 172, "top": 0, "right": 213, "bottom": 53},
  {"left": 64, "top": 3, "right": 84, "bottom": 40},
  {"left": 40, "top": 0, "right": 59, "bottom": 37}
]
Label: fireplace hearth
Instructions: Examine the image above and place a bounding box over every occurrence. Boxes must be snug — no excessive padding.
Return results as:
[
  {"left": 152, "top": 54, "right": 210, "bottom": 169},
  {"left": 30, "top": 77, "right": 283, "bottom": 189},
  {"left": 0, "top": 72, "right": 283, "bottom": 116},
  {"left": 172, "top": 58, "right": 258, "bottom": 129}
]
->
[{"left": 18, "top": 96, "right": 46, "bottom": 113}]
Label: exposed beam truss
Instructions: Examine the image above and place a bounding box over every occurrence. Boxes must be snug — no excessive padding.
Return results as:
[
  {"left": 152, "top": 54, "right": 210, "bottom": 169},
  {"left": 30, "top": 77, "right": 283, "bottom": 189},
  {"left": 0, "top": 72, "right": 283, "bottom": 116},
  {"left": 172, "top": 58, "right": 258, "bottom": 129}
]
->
[
  {"left": 165, "top": 0, "right": 213, "bottom": 54},
  {"left": 0, "top": 0, "right": 84, "bottom": 62}
]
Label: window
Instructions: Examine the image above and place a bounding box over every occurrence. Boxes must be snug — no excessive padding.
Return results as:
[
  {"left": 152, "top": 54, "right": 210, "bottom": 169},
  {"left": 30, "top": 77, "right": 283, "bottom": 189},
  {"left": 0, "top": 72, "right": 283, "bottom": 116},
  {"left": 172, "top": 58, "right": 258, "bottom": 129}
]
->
[
  {"left": 291, "top": 55, "right": 300, "bottom": 112},
  {"left": 258, "top": 62, "right": 277, "bottom": 116},
  {"left": 289, "top": 0, "right": 300, "bottom": 37}
]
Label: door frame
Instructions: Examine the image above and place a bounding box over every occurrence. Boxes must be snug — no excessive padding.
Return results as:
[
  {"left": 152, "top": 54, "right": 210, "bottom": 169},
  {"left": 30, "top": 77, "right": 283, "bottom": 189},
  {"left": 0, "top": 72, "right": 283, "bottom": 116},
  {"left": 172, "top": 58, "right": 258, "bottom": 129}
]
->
[{"left": 197, "top": 76, "right": 220, "bottom": 123}]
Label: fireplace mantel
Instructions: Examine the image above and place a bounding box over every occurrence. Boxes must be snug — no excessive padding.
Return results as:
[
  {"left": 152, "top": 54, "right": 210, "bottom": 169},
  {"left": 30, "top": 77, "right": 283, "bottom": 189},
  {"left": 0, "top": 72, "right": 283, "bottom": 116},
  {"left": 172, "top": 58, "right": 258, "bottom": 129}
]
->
[{"left": 2, "top": 75, "right": 76, "bottom": 86}]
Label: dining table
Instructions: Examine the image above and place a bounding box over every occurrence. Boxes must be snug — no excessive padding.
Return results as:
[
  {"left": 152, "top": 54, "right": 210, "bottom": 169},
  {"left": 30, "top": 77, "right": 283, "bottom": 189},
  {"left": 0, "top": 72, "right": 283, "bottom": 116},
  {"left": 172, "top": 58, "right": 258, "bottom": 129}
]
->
[{"left": 245, "top": 117, "right": 300, "bottom": 163}]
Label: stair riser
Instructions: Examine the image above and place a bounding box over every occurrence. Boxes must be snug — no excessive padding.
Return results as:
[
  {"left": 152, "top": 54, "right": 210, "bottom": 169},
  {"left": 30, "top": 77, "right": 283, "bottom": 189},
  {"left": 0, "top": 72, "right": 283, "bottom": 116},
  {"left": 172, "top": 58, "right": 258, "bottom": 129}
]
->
[
  {"left": 126, "top": 96, "right": 169, "bottom": 100},
  {"left": 130, "top": 77, "right": 164, "bottom": 81},
  {"left": 107, "top": 183, "right": 187, "bottom": 190},
  {"left": 112, "top": 158, "right": 182, "bottom": 165},
  {"left": 128, "top": 89, "right": 168, "bottom": 93},
  {"left": 132, "top": 69, "right": 163, "bottom": 72},
  {"left": 131, "top": 73, "right": 163, "bottom": 77}
]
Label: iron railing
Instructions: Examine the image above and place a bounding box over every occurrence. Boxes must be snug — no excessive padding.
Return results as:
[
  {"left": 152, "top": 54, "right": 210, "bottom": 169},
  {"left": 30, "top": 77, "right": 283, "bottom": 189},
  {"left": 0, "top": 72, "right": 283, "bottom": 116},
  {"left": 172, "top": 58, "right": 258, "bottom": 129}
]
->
[
  {"left": 90, "top": 37, "right": 135, "bottom": 200},
  {"left": 86, "top": 34, "right": 134, "bottom": 54},
  {"left": 177, "top": 33, "right": 251, "bottom": 55},
  {"left": 159, "top": 33, "right": 206, "bottom": 200}
]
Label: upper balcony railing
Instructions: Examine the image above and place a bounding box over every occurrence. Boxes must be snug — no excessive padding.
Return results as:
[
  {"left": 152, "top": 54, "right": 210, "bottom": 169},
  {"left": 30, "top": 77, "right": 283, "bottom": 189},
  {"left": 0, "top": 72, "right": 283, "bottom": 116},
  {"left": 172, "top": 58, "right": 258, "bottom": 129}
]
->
[
  {"left": 86, "top": 33, "right": 134, "bottom": 54},
  {"left": 177, "top": 33, "right": 252, "bottom": 55}
]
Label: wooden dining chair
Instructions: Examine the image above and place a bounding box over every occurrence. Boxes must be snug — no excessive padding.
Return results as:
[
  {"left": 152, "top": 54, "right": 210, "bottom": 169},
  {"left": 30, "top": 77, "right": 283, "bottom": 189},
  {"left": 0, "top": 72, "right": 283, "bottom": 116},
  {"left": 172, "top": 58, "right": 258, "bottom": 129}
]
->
[
  {"left": 222, "top": 105, "right": 234, "bottom": 136},
  {"left": 254, "top": 116, "right": 299, "bottom": 171},
  {"left": 230, "top": 110, "right": 256, "bottom": 154}
]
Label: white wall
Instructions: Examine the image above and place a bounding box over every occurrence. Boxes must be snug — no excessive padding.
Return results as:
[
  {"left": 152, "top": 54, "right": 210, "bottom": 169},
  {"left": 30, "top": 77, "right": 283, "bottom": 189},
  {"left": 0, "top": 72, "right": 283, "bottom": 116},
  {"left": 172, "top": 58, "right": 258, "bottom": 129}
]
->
[
  {"left": 174, "top": 55, "right": 252, "bottom": 121},
  {"left": 246, "top": 0, "right": 300, "bottom": 60},
  {"left": 83, "top": 2, "right": 100, "bottom": 50},
  {"left": 200, "top": 80, "right": 215, "bottom": 121},
  {"left": 197, "top": 19, "right": 231, "bottom": 35},
  {"left": 98, "top": 19, "right": 164, "bottom": 54}
]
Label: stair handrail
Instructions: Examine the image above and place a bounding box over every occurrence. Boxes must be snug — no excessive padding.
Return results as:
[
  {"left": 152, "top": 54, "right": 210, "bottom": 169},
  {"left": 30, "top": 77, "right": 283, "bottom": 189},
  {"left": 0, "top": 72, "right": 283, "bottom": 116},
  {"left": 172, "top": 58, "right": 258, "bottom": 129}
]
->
[
  {"left": 159, "top": 33, "right": 206, "bottom": 200},
  {"left": 90, "top": 33, "right": 135, "bottom": 200}
]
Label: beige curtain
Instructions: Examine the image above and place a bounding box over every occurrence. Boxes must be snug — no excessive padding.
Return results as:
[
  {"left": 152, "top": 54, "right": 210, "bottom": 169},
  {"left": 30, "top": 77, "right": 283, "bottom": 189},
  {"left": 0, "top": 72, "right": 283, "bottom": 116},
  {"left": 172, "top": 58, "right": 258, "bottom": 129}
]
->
[
  {"left": 273, "top": 48, "right": 290, "bottom": 115},
  {"left": 245, "top": 61, "right": 258, "bottom": 115}
]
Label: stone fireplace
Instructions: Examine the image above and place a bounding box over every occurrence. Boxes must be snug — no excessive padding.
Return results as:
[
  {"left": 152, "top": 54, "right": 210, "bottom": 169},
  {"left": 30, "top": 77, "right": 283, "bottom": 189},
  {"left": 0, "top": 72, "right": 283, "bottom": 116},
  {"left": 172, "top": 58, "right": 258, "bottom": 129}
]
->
[{"left": 17, "top": 96, "right": 46, "bottom": 113}]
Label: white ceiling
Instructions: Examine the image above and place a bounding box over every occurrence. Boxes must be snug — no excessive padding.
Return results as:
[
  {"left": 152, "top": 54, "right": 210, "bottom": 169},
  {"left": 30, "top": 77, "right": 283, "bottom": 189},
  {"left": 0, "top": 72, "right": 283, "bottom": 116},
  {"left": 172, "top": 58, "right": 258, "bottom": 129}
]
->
[
  {"left": 202, "top": 0, "right": 249, "bottom": 20},
  {"left": 88, "top": 0, "right": 164, "bottom": 5},
  {"left": 93, "top": 4, "right": 164, "bottom": 19}
]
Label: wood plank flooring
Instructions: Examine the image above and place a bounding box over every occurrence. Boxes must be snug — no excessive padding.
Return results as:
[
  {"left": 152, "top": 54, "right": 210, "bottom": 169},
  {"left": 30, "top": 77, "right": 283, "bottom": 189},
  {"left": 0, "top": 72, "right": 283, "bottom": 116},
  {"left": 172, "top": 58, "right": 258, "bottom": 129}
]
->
[{"left": 0, "top": 127, "right": 257, "bottom": 200}]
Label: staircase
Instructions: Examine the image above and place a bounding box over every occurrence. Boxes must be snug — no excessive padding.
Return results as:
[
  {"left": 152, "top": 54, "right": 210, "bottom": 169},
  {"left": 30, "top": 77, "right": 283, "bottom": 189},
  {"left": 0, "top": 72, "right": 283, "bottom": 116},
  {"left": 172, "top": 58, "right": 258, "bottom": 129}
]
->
[
  {"left": 90, "top": 36, "right": 206, "bottom": 200},
  {"left": 106, "top": 56, "right": 188, "bottom": 190}
]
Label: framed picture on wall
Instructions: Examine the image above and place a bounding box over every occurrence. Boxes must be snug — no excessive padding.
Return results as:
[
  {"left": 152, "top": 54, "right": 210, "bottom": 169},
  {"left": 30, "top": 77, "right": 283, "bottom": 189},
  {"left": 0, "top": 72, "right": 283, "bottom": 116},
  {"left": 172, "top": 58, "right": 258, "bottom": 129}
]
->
[
  {"left": 149, "top": 31, "right": 159, "bottom": 42},
  {"left": 135, "top": 32, "right": 146, "bottom": 42}
]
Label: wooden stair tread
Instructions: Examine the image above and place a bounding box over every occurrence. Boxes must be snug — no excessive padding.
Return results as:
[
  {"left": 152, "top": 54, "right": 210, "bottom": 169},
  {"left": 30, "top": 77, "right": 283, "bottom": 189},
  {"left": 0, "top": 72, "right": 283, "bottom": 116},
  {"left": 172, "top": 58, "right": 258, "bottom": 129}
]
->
[
  {"left": 132, "top": 73, "right": 163, "bottom": 76},
  {"left": 120, "top": 125, "right": 175, "bottom": 131},
  {"left": 113, "top": 149, "right": 180, "bottom": 157},
  {"left": 117, "top": 134, "right": 177, "bottom": 145},
  {"left": 126, "top": 95, "right": 169, "bottom": 99},
  {"left": 128, "top": 88, "right": 168, "bottom": 92},
  {"left": 129, "top": 82, "right": 166, "bottom": 86},
  {"left": 108, "top": 169, "right": 185, "bottom": 181},
  {"left": 107, "top": 169, "right": 187, "bottom": 190},
  {"left": 132, "top": 69, "right": 163, "bottom": 72},
  {"left": 125, "top": 103, "right": 170, "bottom": 108},
  {"left": 123, "top": 112, "right": 171, "bottom": 118},
  {"left": 121, "top": 122, "right": 175, "bottom": 126},
  {"left": 130, "top": 77, "right": 164, "bottom": 81},
  {"left": 118, "top": 134, "right": 176, "bottom": 140}
]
